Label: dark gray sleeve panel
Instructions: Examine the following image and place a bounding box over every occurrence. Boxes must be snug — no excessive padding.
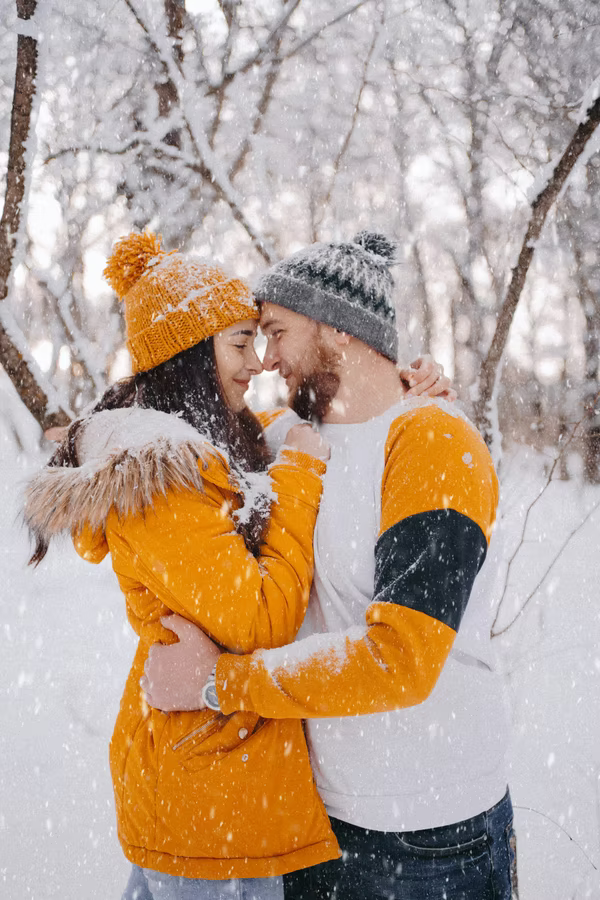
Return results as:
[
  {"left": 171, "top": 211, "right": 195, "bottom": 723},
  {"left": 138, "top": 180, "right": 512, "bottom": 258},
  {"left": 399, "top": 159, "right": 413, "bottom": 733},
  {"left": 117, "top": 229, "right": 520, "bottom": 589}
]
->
[{"left": 374, "top": 508, "right": 488, "bottom": 632}]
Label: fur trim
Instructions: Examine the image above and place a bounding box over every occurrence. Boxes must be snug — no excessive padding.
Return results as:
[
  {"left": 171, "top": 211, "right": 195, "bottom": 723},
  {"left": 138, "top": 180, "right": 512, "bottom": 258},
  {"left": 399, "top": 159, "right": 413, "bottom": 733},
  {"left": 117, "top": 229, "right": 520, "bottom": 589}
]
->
[{"left": 24, "top": 408, "right": 224, "bottom": 543}]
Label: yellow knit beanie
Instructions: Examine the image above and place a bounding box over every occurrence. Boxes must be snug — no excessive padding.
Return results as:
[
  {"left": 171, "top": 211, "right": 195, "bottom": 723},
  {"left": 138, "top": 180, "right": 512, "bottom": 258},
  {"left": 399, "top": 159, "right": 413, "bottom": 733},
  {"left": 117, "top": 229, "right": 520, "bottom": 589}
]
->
[{"left": 103, "top": 232, "right": 259, "bottom": 374}]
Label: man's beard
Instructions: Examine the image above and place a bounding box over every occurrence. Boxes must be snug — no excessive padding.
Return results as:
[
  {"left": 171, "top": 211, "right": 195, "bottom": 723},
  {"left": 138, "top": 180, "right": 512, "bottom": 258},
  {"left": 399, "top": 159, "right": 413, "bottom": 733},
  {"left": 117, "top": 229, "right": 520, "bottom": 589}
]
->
[{"left": 289, "top": 344, "right": 341, "bottom": 423}]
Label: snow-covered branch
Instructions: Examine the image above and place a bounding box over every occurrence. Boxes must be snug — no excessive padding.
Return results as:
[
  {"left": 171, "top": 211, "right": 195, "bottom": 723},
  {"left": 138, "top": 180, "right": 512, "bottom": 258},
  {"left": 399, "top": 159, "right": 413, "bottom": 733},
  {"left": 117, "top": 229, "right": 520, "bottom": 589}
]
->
[
  {"left": 316, "top": 12, "right": 382, "bottom": 232},
  {"left": 209, "top": 0, "right": 303, "bottom": 91},
  {"left": 474, "top": 92, "right": 600, "bottom": 443},
  {"left": 121, "top": 0, "right": 276, "bottom": 262},
  {"left": 279, "top": 1, "right": 373, "bottom": 65},
  {"left": 493, "top": 499, "right": 600, "bottom": 638}
]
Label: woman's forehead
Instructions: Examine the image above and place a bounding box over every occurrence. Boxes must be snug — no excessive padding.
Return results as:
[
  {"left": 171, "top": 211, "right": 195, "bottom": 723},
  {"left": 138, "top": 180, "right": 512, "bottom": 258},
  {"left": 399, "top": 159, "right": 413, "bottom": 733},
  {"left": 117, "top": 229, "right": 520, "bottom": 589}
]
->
[{"left": 222, "top": 318, "right": 258, "bottom": 337}]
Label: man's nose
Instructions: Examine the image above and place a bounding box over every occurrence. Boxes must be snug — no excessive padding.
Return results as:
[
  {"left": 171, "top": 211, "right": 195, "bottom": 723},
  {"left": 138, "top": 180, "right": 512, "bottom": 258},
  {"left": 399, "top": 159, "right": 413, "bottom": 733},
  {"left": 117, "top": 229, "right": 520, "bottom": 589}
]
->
[{"left": 262, "top": 342, "right": 279, "bottom": 372}]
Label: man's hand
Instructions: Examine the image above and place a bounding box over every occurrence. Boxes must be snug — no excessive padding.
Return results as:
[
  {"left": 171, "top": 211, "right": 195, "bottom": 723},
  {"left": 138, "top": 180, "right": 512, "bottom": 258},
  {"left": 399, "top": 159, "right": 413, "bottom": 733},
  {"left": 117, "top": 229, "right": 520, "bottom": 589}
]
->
[
  {"left": 284, "top": 423, "right": 330, "bottom": 460},
  {"left": 140, "top": 615, "right": 221, "bottom": 712},
  {"left": 45, "top": 425, "right": 69, "bottom": 442},
  {"left": 399, "top": 355, "right": 457, "bottom": 401}
]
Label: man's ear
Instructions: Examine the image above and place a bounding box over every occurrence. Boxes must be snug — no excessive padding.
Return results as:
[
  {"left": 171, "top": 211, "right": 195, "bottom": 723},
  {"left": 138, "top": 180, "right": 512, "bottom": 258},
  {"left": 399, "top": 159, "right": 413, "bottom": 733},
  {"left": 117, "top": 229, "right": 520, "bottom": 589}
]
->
[
  {"left": 317, "top": 322, "right": 351, "bottom": 351},
  {"left": 333, "top": 329, "right": 351, "bottom": 347},
  {"left": 321, "top": 324, "right": 350, "bottom": 348}
]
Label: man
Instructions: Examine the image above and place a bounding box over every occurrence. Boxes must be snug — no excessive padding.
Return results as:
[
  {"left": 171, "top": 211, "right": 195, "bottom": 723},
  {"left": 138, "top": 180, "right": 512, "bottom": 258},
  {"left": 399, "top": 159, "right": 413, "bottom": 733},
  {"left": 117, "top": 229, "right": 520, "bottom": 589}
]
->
[{"left": 143, "top": 231, "right": 516, "bottom": 899}]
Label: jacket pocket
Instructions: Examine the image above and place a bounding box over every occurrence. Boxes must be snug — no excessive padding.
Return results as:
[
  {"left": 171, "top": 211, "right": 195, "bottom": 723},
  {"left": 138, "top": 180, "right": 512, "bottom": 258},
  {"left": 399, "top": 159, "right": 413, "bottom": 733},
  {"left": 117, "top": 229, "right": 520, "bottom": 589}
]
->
[
  {"left": 171, "top": 713, "right": 224, "bottom": 752},
  {"left": 178, "top": 712, "right": 262, "bottom": 770}
]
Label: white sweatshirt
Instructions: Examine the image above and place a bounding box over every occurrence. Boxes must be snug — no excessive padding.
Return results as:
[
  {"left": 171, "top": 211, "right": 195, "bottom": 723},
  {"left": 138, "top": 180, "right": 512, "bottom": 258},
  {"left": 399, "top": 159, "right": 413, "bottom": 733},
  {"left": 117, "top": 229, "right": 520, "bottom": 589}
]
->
[{"left": 263, "top": 401, "right": 510, "bottom": 832}]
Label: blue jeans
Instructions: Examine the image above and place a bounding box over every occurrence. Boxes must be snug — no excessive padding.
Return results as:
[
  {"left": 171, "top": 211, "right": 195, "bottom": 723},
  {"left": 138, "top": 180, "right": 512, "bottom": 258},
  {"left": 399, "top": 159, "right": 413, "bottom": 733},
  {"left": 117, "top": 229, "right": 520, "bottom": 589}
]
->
[
  {"left": 122, "top": 866, "right": 284, "bottom": 900},
  {"left": 283, "top": 789, "right": 517, "bottom": 899}
]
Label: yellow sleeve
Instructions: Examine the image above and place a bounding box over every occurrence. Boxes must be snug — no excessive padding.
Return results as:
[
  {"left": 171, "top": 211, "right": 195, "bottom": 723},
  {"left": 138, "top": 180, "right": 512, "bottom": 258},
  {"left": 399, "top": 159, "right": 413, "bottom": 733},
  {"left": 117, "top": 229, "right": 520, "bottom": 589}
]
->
[
  {"left": 109, "top": 449, "right": 326, "bottom": 654},
  {"left": 255, "top": 408, "right": 289, "bottom": 429},
  {"left": 73, "top": 523, "right": 109, "bottom": 564},
  {"left": 216, "top": 404, "right": 498, "bottom": 718}
]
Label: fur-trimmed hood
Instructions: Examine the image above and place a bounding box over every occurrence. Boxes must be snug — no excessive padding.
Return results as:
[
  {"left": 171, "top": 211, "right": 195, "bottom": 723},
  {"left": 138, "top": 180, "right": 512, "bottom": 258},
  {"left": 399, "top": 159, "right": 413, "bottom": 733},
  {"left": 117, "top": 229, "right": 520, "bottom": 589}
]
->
[
  {"left": 23, "top": 408, "right": 337, "bottom": 876},
  {"left": 24, "top": 407, "right": 235, "bottom": 545}
]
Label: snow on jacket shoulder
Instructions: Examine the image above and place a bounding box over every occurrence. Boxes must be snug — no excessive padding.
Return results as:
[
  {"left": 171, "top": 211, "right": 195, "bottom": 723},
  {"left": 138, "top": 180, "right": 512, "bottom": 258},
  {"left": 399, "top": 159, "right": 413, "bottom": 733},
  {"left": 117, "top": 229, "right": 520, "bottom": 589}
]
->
[
  {"left": 216, "top": 402, "right": 499, "bottom": 720},
  {"left": 24, "top": 406, "right": 339, "bottom": 879}
]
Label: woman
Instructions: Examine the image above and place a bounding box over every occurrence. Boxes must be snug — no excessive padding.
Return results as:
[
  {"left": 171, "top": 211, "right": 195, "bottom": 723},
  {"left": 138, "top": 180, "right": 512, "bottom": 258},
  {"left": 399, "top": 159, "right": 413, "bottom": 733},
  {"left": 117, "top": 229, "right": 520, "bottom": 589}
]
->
[{"left": 24, "top": 232, "right": 339, "bottom": 900}]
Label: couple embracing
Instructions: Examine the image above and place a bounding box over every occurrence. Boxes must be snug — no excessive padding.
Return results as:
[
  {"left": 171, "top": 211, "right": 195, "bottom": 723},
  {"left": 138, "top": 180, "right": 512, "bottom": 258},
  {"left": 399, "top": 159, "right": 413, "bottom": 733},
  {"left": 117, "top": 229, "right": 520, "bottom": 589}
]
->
[{"left": 25, "top": 229, "right": 516, "bottom": 899}]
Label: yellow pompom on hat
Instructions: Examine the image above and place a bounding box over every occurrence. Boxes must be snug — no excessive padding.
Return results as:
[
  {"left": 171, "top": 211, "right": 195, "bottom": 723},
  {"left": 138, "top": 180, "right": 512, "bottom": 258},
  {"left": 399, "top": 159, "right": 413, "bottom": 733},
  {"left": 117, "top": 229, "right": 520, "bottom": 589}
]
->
[{"left": 103, "top": 231, "right": 259, "bottom": 374}]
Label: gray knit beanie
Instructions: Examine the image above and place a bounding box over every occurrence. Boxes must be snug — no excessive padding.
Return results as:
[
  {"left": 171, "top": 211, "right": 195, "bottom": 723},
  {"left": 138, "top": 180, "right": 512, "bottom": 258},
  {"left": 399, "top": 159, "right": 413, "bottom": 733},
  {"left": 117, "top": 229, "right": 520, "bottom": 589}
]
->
[{"left": 254, "top": 231, "right": 399, "bottom": 362}]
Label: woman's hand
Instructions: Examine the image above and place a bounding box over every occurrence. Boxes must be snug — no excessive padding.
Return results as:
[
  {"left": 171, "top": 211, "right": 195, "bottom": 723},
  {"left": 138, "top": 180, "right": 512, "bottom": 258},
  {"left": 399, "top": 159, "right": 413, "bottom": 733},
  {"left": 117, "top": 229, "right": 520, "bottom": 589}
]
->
[
  {"left": 45, "top": 425, "right": 69, "bottom": 442},
  {"left": 399, "top": 355, "right": 457, "bottom": 401},
  {"left": 140, "top": 614, "right": 221, "bottom": 712},
  {"left": 284, "top": 423, "right": 330, "bottom": 461}
]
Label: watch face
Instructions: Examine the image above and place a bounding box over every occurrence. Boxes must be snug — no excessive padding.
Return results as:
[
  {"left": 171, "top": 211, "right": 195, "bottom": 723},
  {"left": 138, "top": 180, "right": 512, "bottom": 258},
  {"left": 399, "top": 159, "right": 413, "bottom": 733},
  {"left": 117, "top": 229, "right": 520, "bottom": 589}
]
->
[{"left": 202, "top": 680, "right": 220, "bottom": 711}]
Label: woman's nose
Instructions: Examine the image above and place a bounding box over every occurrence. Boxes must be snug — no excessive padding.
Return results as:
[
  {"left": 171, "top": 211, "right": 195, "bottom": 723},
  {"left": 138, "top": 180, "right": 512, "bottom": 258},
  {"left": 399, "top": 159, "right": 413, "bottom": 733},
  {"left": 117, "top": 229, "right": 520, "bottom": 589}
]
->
[{"left": 247, "top": 348, "right": 263, "bottom": 375}]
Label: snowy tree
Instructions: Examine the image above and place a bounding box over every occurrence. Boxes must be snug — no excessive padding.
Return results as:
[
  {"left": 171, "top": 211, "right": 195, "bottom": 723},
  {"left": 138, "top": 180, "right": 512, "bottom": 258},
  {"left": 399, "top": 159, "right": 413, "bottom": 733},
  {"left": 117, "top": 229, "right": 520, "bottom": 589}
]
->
[{"left": 0, "top": 0, "right": 599, "bottom": 465}]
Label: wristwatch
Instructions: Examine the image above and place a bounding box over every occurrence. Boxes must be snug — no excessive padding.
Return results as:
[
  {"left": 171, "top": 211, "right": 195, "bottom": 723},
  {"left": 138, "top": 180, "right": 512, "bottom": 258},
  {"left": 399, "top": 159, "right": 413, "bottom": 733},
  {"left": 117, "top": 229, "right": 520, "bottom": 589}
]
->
[{"left": 201, "top": 664, "right": 221, "bottom": 712}]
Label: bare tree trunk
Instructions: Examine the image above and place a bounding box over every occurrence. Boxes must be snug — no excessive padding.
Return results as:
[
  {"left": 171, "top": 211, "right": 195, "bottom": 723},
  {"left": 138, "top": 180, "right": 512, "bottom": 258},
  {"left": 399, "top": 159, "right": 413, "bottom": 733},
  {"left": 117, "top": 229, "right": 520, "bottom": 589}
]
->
[
  {"left": 573, "top": 171, "right": 600, "bottom": 484},
  {"left": 0, "top": 0, "right": 70, "bottom": 431},
  {"left": 413, "top": 239, "right": 432, "bottom": 352},
  {"left": 581, "top": 287, "right": 600, "bottom": 483},
  {"left": 474, "top": 93, "right": 600, "bottom": 444},
  {"left": 566, "top": 203, "right": 600, "bottom": 483},
  {"left": 0, "top": 0, "right": 37, "bottom": 300},
  {"left": 155, "top": 0, "right": 184, "bottom": 150}
]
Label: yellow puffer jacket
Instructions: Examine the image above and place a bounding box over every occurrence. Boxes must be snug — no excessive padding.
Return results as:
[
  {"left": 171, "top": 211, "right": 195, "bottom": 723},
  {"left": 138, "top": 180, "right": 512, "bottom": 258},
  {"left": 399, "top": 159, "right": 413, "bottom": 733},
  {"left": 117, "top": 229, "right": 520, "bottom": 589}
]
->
[{"left": 24, "top": 408, "right": 339, "bottom": 879}]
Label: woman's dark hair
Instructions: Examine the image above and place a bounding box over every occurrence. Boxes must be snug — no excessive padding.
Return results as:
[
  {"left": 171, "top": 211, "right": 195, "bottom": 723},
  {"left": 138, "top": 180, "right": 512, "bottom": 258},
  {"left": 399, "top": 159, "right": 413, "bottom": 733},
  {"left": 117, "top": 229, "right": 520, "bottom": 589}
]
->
[{"left": 31, "top": 338, "right": 271, "bottom": 564}]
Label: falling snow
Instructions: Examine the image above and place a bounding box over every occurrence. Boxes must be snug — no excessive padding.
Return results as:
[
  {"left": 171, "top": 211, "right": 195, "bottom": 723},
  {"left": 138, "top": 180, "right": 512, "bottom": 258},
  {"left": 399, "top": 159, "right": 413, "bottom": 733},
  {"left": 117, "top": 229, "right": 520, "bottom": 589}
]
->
[{"left": 1, "top": 0, "right": 600, "bottom": 898}]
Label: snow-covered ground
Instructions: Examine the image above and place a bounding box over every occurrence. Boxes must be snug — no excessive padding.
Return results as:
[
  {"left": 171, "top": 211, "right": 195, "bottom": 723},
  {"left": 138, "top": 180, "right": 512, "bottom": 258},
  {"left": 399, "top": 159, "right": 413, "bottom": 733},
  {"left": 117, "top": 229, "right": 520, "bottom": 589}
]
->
[
  {"left": 491, "top": 447, "right": 600, "bottom": 900},
  {"left": 1, "top": 397, "right": 599, "bottom": 899}
]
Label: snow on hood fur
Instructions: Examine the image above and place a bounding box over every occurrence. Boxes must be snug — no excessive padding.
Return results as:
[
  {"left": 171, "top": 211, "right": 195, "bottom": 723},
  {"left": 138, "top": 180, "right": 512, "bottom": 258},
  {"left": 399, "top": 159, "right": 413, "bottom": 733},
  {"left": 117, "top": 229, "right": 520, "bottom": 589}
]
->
[{"left": 24, "top": 407, "right": 228, "bottom": 543}]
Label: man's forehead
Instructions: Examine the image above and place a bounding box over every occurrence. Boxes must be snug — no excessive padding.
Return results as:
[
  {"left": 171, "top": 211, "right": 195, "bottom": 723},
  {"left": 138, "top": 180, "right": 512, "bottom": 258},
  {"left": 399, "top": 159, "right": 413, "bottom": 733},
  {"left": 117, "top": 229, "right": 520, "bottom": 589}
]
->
[
  {"left": 259, "top": 302, "right": 283, "bottom": 325},
  {"left": 259, "top": 302, "right": 311, "bottom": 328}
]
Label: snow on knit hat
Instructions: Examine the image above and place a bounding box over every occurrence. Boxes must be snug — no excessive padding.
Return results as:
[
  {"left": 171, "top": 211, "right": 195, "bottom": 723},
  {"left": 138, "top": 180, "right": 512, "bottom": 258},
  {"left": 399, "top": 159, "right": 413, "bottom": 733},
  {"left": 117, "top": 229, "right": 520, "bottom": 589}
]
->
[
  {"left": 104, "top": 232, "right": 259, "bottom": 374},
  {"left": 254, "top": 231, "right": 399, "bottom": 362}
]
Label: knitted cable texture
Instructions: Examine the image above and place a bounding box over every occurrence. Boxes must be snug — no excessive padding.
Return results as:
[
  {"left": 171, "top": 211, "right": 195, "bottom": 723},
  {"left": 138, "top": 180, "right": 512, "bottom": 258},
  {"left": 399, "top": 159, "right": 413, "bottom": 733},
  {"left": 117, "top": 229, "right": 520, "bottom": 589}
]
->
[
  {"left": 104, "top": 232, "right": 259, "bottom": 373},
  {"left": 254, "top": 231, "right": 399, "bottom": 361}
]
